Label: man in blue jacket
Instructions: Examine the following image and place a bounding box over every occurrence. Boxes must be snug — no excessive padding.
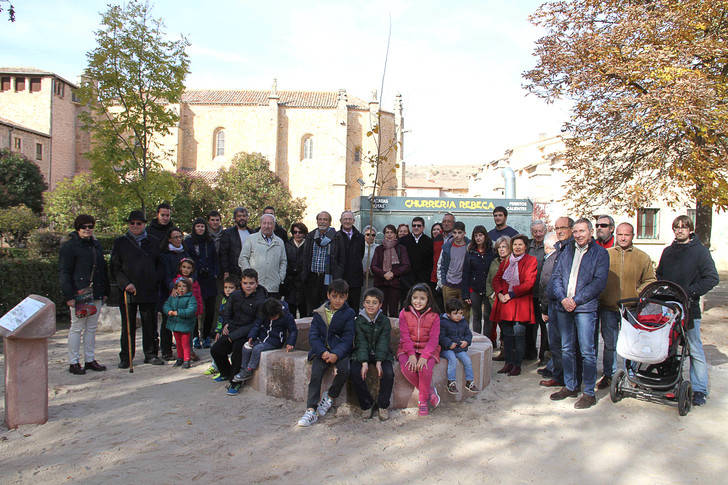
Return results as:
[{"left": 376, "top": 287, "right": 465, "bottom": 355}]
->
[{"left": 549, "top": 218, "right": 609, "bottom": 409}]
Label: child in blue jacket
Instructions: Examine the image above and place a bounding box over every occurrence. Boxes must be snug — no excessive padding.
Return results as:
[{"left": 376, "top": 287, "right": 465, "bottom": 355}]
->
[
  {"left": 439, "top": 298, "right": 476, "bottom": 393},
  {"left": 297, "top": 279, "right": 356, "bottom": 427},
  {"left": 163, "top": 277, "right": 198, "bottom": 369},
  {"left": 232, "top": 298, "right": 298, "bottom": 385}
]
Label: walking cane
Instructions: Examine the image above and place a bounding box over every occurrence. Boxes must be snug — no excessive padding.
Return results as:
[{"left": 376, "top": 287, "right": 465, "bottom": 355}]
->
[{"left": 123, "top": 291, "right": 134, "bottom": 373}]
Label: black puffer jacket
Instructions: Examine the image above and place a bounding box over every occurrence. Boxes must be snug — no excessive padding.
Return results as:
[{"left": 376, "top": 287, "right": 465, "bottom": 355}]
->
[
  {"left": 147, "top": 218, "right": 174, "bottom": 250},
  {"left": 283, "top": 239, "right": 306, "bottom": 297},
  {"left": 110, "top": 233, "right": 163, "bottom": 303},
  {"left": 59, "top": 232, "right": 110, "bottom": 301},
  {"left": 222, "top": 285, "right": 268, "bottom": 341}
]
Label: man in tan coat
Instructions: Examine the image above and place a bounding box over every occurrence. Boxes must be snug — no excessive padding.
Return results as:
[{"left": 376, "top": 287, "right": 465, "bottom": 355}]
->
[{"left": 597, "top": 222, "right": 656, "bottom": 389}]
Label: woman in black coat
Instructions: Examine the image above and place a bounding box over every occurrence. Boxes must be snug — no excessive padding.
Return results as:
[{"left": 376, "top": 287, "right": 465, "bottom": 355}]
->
[
  {"left": 184, "top": 217, "right": 219, "bottom": 348},
  {"left": 59, "top": 214, "right": 110, "bottom": 375},
  {"left": 159, "top": 226, "right": 191, "bottom": 359},
  {"left": 461, "top": 225, "right": 494, "bottom": 335},
  {"left": 283, "top": 222, "right": 308, "bottom": 318}
]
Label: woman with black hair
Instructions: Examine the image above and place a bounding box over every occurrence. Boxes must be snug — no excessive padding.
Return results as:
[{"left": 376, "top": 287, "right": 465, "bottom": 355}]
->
[
  {"left": 184, "top": 217, "right": 218, "bottom": 348},
  {"left": 461, "top": 225, "right": 494, "bottom": 335}
]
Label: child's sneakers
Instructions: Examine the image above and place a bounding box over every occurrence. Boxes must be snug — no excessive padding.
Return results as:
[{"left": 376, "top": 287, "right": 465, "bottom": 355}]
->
[
  {"left": 173, "top": 359, "right": 183, "bottom": 367},
  {"left": 418, "top": 403, "right": 429, "bottom": 416},
  {"left": 465, "top": 380, "right": 479, "bottom": 392},
  {"left": 447, "top": 380, "right": 458, "bottom": 394},
  {"left": 182, "top": 361, "right": 191, "bottom": 369},
  {"left": 203, "top": 365, "right": 217, "bottom": 375},
  {"left": 316, "top": 391, "right": 334, "bottom": 417},
  {"left": 213, "top": 374, "right": 228, "bottom": 382},
  {"left": 232, "top": 369, "right": 254, "bottom": 383},
  {"left": 226, "top": 382, "right": 242, "bottom": 396},
  {"left": 429, "top": 386, "right": 441, "bottom": 408},
  {"left": 297, "top": 408, "right": 318, "bottom": 427},
  {"left": 193, "top": 337, "right": 202, "bottom": 349},
  {"left": 202, "top": 337, "right": 211, "bottom": 349}
]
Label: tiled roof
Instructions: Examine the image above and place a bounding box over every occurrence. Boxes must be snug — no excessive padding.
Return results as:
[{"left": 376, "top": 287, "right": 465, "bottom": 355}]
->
[
  {"left": 0, "top": 66, "right": 78, "bottom": 88},
  {"left": 0, "top": 115, "right": 51, "bottom": 138},
  {"left": 405, "top": 164, "right": 480, "bottom": 190},
  {"left": 182, "top": 89, "right": 370, "bottom": 109}
]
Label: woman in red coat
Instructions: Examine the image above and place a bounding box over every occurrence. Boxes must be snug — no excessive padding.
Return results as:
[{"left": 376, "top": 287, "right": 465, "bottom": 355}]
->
[{"left": 490, "top": 234, "right": 537, "bottom": 376}]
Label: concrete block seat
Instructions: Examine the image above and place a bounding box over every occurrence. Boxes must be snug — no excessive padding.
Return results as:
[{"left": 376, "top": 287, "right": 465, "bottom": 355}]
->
[{"left": 249, "top": 317, "right": 492, "bottom": 409}]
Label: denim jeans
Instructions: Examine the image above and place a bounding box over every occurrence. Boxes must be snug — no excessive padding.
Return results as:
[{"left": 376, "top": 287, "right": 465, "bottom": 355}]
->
[
  {"left": 556, "top": 310, "right": 597, "bottom": 396},
  {"left": 598, "top": 309, "right": 620, "bottom": 378},
  {"left": 687, "top": 319, "right": 709, "bottom": 395},
  {"left": 501, "top": 321, "right": 526, "bottom": 367},
  {"left": 442, "top": 349, "right": 474, "bottom": 380},
  {"left": 241, "top": 341, "right": 279, "bottom": 371},
  {"left": 546, "top": 303, "right": 562, "bottom": 382}
]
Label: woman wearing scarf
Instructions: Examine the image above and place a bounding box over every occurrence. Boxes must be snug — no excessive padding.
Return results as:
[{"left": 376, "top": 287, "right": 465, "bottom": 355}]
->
[
  {"left": 371, "top": 224, "right": 411, "bottom": 317},
  {"left": 490, "top": 234, "right": 538, "bottom": 376},
  {"left": 184, "top": 218, "right": 218, "bottom": 349}
]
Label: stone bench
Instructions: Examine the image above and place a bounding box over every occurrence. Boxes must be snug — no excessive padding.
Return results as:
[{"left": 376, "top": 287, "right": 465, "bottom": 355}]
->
[{"left": 249, "top": 317, "right": 492, "bottom": 409}]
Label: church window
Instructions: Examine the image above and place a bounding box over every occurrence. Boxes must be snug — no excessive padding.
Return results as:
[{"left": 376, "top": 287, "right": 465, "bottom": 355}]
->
[
  {"left": 215, "top": 129, "right": 225, "bottom": 157},
  {"left": 637, "top": 208, "right": 659, "bottom": 239},
  {"left": 302, "top": 135, "right": 313, "bottom": 160}
]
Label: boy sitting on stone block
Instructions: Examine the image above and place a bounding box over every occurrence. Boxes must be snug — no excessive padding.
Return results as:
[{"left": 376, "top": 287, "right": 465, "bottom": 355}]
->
[
  {"left": 231, "top": 298, "right": 297, "bottom": 387},
  {"left": 297, "top": 279, "right": 356, "bottom": 427}
]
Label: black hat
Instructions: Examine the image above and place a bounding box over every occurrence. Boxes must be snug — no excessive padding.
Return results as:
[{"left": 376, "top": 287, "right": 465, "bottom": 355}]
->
[{"left": 127, "top": 210, "right": 147, "bottom": 223}]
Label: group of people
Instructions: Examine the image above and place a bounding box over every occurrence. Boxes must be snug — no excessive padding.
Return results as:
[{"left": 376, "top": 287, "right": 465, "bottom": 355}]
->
[{"left": 58, "top": 202, "right": 718, "bottom": 415}]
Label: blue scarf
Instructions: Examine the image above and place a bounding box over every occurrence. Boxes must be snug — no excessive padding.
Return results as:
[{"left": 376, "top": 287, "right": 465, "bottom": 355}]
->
[{"left": 127, "top": 230, "right": 148, "bottom": 247}]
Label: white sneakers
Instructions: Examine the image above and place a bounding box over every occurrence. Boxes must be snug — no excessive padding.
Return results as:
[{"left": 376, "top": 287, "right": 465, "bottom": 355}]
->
[
  {"left": 297, "top": 408, "right": 318, "bottom": 427},
  {"left": 297, "top": 392, "right": 334, "bottom": 427},
  {"left": 317, "top": 392, "right": 334, "bottom": 417}
]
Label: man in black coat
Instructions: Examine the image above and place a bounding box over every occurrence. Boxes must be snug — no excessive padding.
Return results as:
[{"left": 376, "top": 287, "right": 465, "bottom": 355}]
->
[
  {"left": 656, "top": 215, "right": 719, "bottom": 406},
  {"left": 331, "top": 210, "right": 365, "bottom": 310},
  {"left": 147, "top": 203, "right": 174, "bottom": 249},
  {"left": 110, "top": 210, "right": 164, "bottom": 367},
  {"left": 219, "top": 207, "right": 252, "bottom": 280},
  {"left": 399, "top": 216, "right": 433, "bottom": 296},
  {"left": 301, "top": 211, "right": 337, "bottom": 315}
]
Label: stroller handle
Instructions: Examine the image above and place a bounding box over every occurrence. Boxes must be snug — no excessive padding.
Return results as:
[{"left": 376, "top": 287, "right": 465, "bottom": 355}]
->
[{"left": 618, "top": 297, "right": 682, "bottom": 314}]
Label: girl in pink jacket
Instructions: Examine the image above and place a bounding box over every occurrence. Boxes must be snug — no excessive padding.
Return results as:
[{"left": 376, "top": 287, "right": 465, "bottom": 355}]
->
[{"left": 397, "top": 283, "right": 441, "bottom": 416}]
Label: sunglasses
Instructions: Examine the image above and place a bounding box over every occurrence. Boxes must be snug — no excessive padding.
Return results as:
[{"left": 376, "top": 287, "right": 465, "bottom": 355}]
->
[
  {"left": 129, "top": 221, "right": 145, "bottom": 226},
  {"left": 79, "top": 224, "right": 95, "bottom": 230},
  {"left": 292, "top": 230, "right": 304, "bottom": 234},
  {"left": 365, "top": 233, "right": 375, "bottom": 237},
  {"left": 595, "top": 223, "right": 610, "bottom": 228},
  {"left": 412, "top": 223, "right": 423, "bottom": 227}
]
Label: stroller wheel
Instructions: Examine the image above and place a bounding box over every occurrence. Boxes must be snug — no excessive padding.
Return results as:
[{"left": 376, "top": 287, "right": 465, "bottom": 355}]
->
[
  {"left": 677, "top": 380, "right": 692, "bottom": 416},
  {"left": 610, "top": 369, "right": 626, "bottom": 403}
]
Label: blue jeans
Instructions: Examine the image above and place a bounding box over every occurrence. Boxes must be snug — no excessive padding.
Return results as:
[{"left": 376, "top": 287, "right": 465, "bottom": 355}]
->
[
  {"left": 598, "top": 309, "right": 620, "bottom": 378},
  {"left": 687, "top": 319, "right": 709, "bottom": 395},
  {"left": 556, "top": 310, "right": 597, "bottom": 396},
  {"left": 241, "top": 341, "right": 278, "bottom": 370},
  {"left": 442, "top": 349, "right": 474, "bottom": 381},
  {"left": 546, "top": 304, "right": 563, "bottom": 382}
]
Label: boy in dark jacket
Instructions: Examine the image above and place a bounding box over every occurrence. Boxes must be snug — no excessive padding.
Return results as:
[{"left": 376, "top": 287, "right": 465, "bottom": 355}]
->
[
  {"left": 297, "top": 279, "right": 355, "bottom": 427},
  {"left": 205, "top": 276, "right": 238, "bottom": 377},
  {"left": 210, "top": 268, "right": 267, "bottom": 393},
  {"left": 231, "top": 298, "right": 298, "bottom": 388},
  {"left": 439, "top": 298, "right": 476, "bottom": 394},
  {"left": 349, "top": 287, "right": 395, "bottom": 421}
]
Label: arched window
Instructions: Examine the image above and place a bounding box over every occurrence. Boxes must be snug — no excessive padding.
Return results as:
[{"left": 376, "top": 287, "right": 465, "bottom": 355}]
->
[
  {"left": 215, "top": 129, "right": 225, "bottom": 157},
  {"left": 302, "top": 135, "right": 313, "bottom": 160}
]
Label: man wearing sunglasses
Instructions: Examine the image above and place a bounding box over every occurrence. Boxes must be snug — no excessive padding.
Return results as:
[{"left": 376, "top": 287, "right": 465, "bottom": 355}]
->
[
  {"left": 399, "top": 216, "right": 434, "bottom": 298},
  {"left": 656, "top": 215, "right": 719, "bottom": 406},
  {"left": 594, "top": 215, "right": 615, "bottom": 249},
  {"left": 111, "top": 211, "right": 165, "bottom": 367}
]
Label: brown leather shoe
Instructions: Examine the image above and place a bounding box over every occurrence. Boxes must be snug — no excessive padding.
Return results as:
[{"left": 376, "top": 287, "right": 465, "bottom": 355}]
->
[
  {"left": 550, "top": 387, "right": 579, "bottom": 401},
  {"left": 539, "top": 378, "right": 561, "bottom": 387},
  {"left": 596, "top": 375, "right": 611, "bottom": 390},
  {"left": 574, "top": 394, "right": 597, "bottom": 409},
  {"left": 84, "top": 360, "right": 107, "bottom": 372},
  {"left": 69, "top": 363, "right": 86, "bottom": 375},
  {"left": 507, "top": 366, "right": 521, "bottom": 376},
  {"left": 497, "top": 363, "right": 513, "bottom": 374}
]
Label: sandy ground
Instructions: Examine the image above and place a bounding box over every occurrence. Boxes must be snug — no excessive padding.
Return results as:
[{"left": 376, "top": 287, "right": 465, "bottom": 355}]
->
[{"left": 1, "top": 286, "right": 727, "bottom": 485}]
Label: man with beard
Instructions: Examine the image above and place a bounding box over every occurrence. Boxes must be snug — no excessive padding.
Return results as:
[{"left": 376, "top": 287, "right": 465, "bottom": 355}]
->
[
  {"left": 302, "top": 211, "right": 337, "bottom": 314},
  {"left": 594, "top": 215, "right": 615, "bottom": 249},
  {"left": 331, "top": 210, "right": 366, "bottom": 310},
  {"left": 219, "top": 207, "right": 251, "bottom": 281}
]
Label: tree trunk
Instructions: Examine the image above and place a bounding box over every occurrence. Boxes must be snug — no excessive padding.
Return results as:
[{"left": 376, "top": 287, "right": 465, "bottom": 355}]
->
[{"left": 695, "top": 199, "right": 712, "bottom": 249}]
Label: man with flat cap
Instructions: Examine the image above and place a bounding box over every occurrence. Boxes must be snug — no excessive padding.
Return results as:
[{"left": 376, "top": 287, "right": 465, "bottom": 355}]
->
[{"left": 110, "top": 210, "right": 165, "bottom": 367}]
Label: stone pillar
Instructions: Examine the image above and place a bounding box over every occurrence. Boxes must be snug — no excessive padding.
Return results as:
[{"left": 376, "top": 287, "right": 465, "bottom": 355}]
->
[
  {"left": 394, "top": 93, "right": 405, "bottom": 195},
  {"left": 267, "top": 79, "right": 280, "bottom": 174},
  {"left": 1, "top": 295, "right": 56, "bottom": 429}
]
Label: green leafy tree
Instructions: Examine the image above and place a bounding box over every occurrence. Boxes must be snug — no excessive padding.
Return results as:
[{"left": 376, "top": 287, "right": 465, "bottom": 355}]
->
[
  {"left": 0, "top": 149, "right": 48, "bottom": 213},
  {"left": 171, "top": 174, "right": 222, "bottom": 233},
  {"left": 77, "top": 0, "right": 190, "bottom": 216},
  {"left": 0, "top": 205, "right": 41, "bottom": 247},
  {"left": 523, "top": 0, "right": 728, "bottom": 246},
  {"left": 216, "top": 153, "right": 306, "bottom": 230}
]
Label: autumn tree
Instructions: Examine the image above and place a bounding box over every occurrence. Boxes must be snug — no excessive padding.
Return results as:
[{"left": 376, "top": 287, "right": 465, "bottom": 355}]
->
[
  {"left": 0, "top": 149, "right": 47, "bottom": 213},
  {"left": 524, "top": 0, "right": 728, "bottom": 246},
  {"left": 77, "top": 0, "right": 189, "bottom": 216},
  {"left": 216, "top": 152, "right": 306, "bottom": 230}
]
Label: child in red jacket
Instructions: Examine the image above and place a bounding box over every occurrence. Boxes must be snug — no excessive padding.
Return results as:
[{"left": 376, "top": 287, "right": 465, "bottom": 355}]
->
[
  {"left": 176, "top": 258, "right": 203, "bottom": 361},
  {"left": 397, "top": 283, "right": 441, "bottom": 416}
]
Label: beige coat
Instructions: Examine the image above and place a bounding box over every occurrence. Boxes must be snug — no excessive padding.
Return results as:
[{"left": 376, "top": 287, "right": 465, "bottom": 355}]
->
[
  {"left": 599, "top": 245, "right": 656, "bottom": 310},
  {"left": 238, "top": 232, "right": 287, "bottom": 293}
]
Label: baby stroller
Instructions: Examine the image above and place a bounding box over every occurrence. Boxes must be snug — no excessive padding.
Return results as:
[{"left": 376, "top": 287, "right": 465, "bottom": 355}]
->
[{"left": 610, "top": 281, "right": 692, "bottom": 415}]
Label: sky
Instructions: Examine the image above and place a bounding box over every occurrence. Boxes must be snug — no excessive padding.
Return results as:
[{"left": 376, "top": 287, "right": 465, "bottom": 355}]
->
[{"left": 0, "top": 0, "right": 571, "bottom": 165}]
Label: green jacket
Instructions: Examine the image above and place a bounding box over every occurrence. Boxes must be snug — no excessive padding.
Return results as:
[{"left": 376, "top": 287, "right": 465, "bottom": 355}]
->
[
  {"left": 353, "top": 309, "right": 394, "bottom": 363},
  {"left": 163, "top": 292, "right": 198, "bottom": 333}
]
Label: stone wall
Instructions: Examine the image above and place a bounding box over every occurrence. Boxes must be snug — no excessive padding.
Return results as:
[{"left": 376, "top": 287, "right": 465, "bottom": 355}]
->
[{"left": 0, "top": 123, "right": 51, "bottom": 182}]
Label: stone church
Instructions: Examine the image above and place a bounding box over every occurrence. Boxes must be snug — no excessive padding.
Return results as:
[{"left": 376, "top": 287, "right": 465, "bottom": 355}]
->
[{"left": 0, "top": 67, "right": 404, "bottom": 223}]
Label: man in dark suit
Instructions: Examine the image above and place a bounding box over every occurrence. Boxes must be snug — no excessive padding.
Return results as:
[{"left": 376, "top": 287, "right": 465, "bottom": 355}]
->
[
  {"left": 399, "top": 216, "right": 433, "bottom": 299},
  {"left": 219, "top": 207, "right": 251, "bottom": 281},
  {"left": 331, "top": 210, "right": 365, "bottom": 310}
]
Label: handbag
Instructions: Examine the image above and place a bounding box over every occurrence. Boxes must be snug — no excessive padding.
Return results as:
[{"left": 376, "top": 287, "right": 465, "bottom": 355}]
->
[{"left": 74, "top": 246, "right": 98, "bottom": 318}]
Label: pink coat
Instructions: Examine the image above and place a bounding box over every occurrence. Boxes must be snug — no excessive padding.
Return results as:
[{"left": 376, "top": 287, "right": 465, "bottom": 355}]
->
[
  {"left": 175, "top": 273, "right": 204, "bottom": 317},
  {"left": 397, "top": 307, "right": 441, "bottom": 362}
]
